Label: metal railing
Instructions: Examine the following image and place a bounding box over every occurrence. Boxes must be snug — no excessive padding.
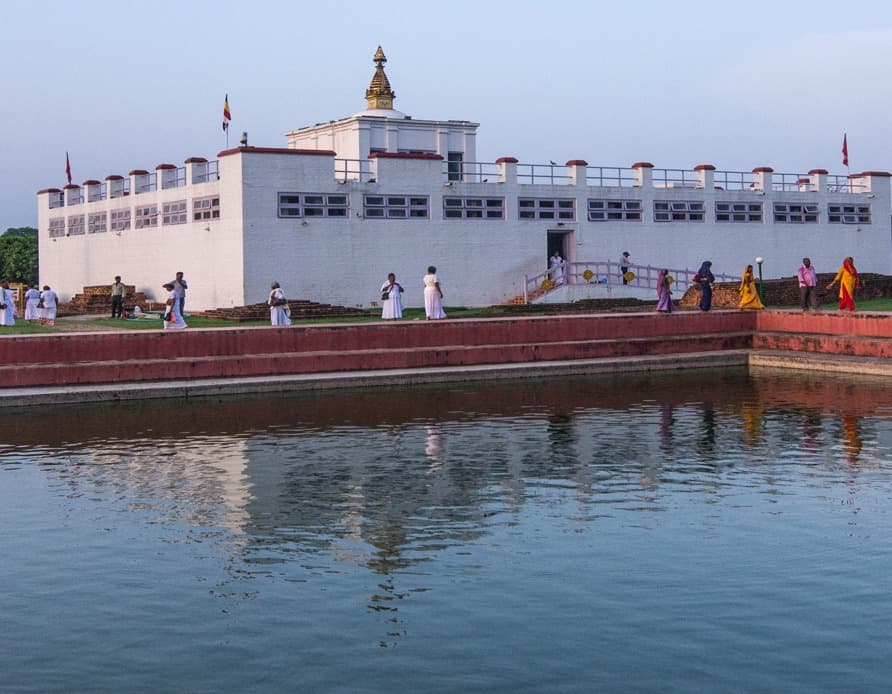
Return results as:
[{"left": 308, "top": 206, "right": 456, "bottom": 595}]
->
[
  {"left": 585, "top": 166, "right": 637, "bottom": 187},
  {"left": 713, "top": 170, "right": 757, "bottom": 191},
  {"left": 523, "top": 260, "right": 738, "bottom": 304},
  {"left": 652, "top": 168, "right": 701, "bottom": 189},
  {"left": 517, "top": 163, "right": 570, "bottom": 185},
  {"left": 442, "top": 161, "right": 501, "bottom": 183}
]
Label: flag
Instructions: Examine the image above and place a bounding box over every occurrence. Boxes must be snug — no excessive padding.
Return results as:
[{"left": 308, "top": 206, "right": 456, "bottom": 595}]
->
[
  {"left": 65, "top": 151, "right": 72, "bottom": 185},
  {"left": 223, "top": 94, "right": 231, "bottom": 132},
  {"left": 842, "top": 133, "right": 848, "bottom": 167}
]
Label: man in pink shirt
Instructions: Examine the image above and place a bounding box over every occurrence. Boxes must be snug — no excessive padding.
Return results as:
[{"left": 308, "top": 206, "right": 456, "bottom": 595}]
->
[{"left": 797, "top": 257, "right": 819, "bottom": 312}]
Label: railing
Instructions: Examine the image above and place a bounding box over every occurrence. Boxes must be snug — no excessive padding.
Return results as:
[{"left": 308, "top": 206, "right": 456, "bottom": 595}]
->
[
  {"left": 160, "top": 167, "right": 187, "bottom": 189},
  {"left": 334, "top": 158, "right": 375, "bottom": 182},
  {"left": 517, "top": 164, "right": 570, "bottom": 185},
  {"left": 523, "top": 260, "right": 738, "bottom": 304},
  {"left": 585, "top": 166, "right": 637, "bottom": 187},
  {"left": 442, "top": 161, "right": 501, "bottom": 183},
  {"left": 134, "top": 173, "right": 157, "bottom": 194},
  {"left": 652, "top": 168, "right": 701, "bottom": 189},
  {"left": 192, "top": 160, "right": 219, "bottom": 184},
  {"left": 827, "top": 175, "right": 866, "bottom": 194},
  {"left": 48, "top": 192, "right": 64, "bottom": 209},
  {"left": 713, "top": 170, "right": 757, "bottom": 191}
]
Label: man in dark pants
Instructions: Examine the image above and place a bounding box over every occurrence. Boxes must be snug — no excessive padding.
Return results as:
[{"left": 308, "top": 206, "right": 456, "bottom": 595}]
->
[
  {"left": 110, "top": 276, "right": 125, "bottom": 318},
  {"left": 620, "top": 251, "right": 631, "bottom": 285}
]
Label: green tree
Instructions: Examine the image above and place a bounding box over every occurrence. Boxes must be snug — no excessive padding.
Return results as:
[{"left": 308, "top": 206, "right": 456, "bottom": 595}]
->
[{"left": 0, "top": 227, "right": 38, "bottom": 285}]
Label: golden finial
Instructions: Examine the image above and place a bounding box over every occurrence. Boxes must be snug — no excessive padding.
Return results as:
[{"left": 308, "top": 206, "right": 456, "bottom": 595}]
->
[{"left": 366, "top": 46, "right": 395, "bottom": 110}]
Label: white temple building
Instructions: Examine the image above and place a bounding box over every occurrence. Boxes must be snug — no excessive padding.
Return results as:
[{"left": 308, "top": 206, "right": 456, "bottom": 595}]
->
[{"left": 37, "top": 47, "right": 892, "bottom": 310}]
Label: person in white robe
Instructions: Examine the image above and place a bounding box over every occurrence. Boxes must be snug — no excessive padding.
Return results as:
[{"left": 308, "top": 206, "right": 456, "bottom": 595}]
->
[
  {"left": 268, "top": 282, "right": 292, "bottom": 326},
  {"left": 381, "top": 273, "right": 404, "bottom": 320},
  {"left": 423, "top": 266, "right": 446, "bottom": 320},
  {"left": 161, "top": 282, "right": 187, "bottom": 330},
  {"left": 0, "top": 282, "right": 16, "bottom": 326},
  {"left": 549, "top": 251, "right": 564, "bottom": 286},
  {"left": 24, "top": 285, "right": 41, "bottom": 321},
  {"left": 39, "top": 286, "right": 58, "bottom": 322}
]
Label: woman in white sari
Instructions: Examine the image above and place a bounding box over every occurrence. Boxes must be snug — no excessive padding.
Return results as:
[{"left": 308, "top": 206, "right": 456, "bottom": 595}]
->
[
  {"left": 268, "top": 282, "right": 292, "bottom": 326},
  {"left": 0, "top": 282, "right": 16, "bottom": 326},
  {"left": 423, "top": 266, "right": 446, "bottom": 320},
  {"left": 550, "top": 251, "right": 564, "bottom": 286},
  {"left": 161, "top": 282, "right": 187, "bottom": 330},
  {"left": 39, "top": 286, "right": 58, "bottom": 321},
  {"left": 381, "top": 273, "right": 404, "bottom": 320},
  {"left": 24, "top": 285, "right": 41, "bottom": 321}
]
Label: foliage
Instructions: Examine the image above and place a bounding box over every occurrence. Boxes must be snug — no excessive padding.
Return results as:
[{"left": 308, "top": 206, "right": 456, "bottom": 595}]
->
[{"left": 0, "top": 227, "right": 38, "bottom": 285}]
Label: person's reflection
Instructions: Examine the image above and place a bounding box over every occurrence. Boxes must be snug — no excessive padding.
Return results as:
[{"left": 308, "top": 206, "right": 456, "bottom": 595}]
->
[
  {"left": 547, "top": 413, "right": 576, "bottom": 470},
  {"left": 700, "top": 404, "right": 717, "bottom": 453},
  {"left": 658, "top": 404, "right": 675, "bottom": 454},
  {"left": 800, "top": 410, "right": 823, "bottom": 454},
  {"left": 841, "top": 412, "right": 863, "bottom": 464},
  {"left": 425, "top": 425, "right": 444, "bottom": 474},
  {"left": 740, "top": 401, "right": 763, "bottom": 446}
]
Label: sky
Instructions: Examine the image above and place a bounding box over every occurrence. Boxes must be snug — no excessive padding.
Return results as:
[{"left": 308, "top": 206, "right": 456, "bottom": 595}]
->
[{"left": 2, "top": 0, "right": 891, "bottom": 228}]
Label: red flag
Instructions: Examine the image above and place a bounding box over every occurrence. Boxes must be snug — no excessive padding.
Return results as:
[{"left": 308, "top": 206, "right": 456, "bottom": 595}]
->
[
  {"left": 842, "top": 133, "right": 848, "bottom": 167},
  {"left": 222, "top": 94, "right": 231, "bottom": 132},
  {"left": 65, "top": 151, "right": 72, "bottom": 185}
]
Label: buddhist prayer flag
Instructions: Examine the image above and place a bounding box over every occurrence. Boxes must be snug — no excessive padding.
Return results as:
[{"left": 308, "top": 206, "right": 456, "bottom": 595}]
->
[
  {"left": 65, "top": 151, "right": 72, "bottom": 185},
  {"left": 223, "top": 94, "right": 231, "bottom": 132},
  {"left": 842, "top": 133, "right": 848, "bottom": 167}
]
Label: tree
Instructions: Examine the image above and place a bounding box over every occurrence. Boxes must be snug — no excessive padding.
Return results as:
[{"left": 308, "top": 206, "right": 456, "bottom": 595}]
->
[{"left": 0, "top": 227, "right": 38, "bottom": 286}]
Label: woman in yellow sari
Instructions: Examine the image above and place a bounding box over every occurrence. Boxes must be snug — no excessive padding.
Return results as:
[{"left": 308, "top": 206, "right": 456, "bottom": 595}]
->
[
  {"left": 738, "top": 264, "right": 764, "bottom": 310},
  {"left": 827, "top": 257, "right": 860, "bottom": 311}
]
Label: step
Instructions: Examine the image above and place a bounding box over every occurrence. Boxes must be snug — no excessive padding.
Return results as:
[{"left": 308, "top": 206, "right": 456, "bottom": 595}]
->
[
  {"left": 0, "top": 332, "right": 752, "bottom": 388},
  {"left": 753, "top": 331, "right": 892, "bottom": 359}
]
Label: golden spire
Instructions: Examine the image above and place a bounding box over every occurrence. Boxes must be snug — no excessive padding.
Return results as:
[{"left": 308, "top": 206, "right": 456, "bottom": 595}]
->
[{"left": 365, "top": 45, "right": 395, "bottom": 110}]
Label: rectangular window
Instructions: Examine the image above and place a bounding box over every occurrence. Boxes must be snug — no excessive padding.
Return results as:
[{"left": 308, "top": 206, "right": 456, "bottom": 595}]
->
[
  {"left": 88, "top": 212, "right": 108, "bottom": 234},
  {"left": 67, "top": 215, "right": 86, "bottom": 236},
  {"left": 654, "top": 200, "right": 705, "bottom": 222},
  {"left": 443, "top": 197, "right": 504, "bottom": 219},
  {"left": 193, "top": 196, "right": 221, "bottom": 221},
  {"left": 48, "top": 218, "right": 65, "bottom": 238},
  {"left": 447, "top": 151, "right": 463, "bottom": 182},
  {"left": 518, "top": 198, "right": 576, "bottom": 221},
  {"left": 587, "top": 199, "right": 642, "bottom": 222},
  {"left": 828, "top": 204, "right": 871, "bottom": 224},
  {"left": 110, "top": 208, "right": 131, "bottom": 232},
  {"left": 135, "top": 205, "right": 158, "bottom": 229},
  {"left": 277, "top": 193, "right": 348, "bottom": 218},
  {"left": 774, "top": 203, "right": 819, "bottom": 224},
  {"left": 715, "top": 202, "right": 763, "bottom": 223},
  {"left": 364, "top": 194, "right": 428, "bottom": 219},
  {"left": 162, "top": 200, "right": 188, "bottom": 226}
]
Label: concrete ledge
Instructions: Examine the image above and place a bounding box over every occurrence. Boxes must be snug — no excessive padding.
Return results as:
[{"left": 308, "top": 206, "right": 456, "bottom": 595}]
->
[
  {"left": 749, "top": 350, "right": 892, "bottom": 377},
  {"left": 0, "top": 350, "right": 750, "bottom": 407}
]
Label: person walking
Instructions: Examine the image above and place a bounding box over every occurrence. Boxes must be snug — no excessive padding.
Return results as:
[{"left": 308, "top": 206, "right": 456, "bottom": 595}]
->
[
  {"left": 39, "top": 286, "right": 58, "bottom": 323},
  {"left": 0, "top": 281, "right": 16, "bottom": 327},
  {"left": 549, "top": 251, "right": 564, "bottom": 286},
  {"left": 620, "top": 251, "right": 632, "bottom": 285},
  {"left": 694, "top": 261, "right": 715, "bottom": 311},
  {"left": 797, "top": 258, "right": 819, "bottom": 312},
  {"left": 738, "top": 264, "right": 764, "bottom": 310},
  {"left": 655, "top": 268, "right": 672, "bottom": 313},
  {"left": 380, "top": 273, "right": 404, "bottom": 320},
  {"left": 24, "top": 285, "right": 41, "bottom": 321},
  {"left": 161, "top": 282, "right": 188, "bottom": 330},
  {"left": 110, "top": 276, "right": 126, "bottom": 318},
  {"left": 268, "top": 282, "right": 292, "bottom": 326},
  {"left": 423, "top": 266, "right": 447, "bottom": 320},
  {"left": 827, "top": 257, "right": 860, "bottom": 312},
  {"left": 168, "top": 271, "right": 188, "bottom": 316}
]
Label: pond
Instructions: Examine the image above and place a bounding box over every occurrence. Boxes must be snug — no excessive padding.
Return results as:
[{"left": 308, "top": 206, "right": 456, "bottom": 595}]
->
[{"left": 2, "top": 368, "right": 892, "bottom": 693}]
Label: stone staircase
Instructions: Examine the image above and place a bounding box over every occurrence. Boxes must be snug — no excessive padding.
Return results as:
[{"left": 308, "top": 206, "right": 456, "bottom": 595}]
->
[
  {"left": 0, "top": 312, "right": 754, "bottom": 389},
  {"left": 753, "top": 311, "right": 892, "bottom": 360},
  {"left": 59, "top": 285, "right": 157, "bottom": 316},
  {"left": 199, "top": 300, "right": 368, "bottom": 321}
]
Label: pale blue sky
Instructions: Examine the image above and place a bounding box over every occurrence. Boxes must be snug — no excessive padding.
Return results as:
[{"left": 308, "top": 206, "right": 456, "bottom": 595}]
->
[{"left": 2, "top": 0, "right": 891, "bottom": 227}]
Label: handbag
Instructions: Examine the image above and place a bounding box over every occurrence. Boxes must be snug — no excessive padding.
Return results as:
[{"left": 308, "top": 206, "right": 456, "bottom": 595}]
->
[{"left": 381, "top": 288, "right": 390, "bottom": 301}]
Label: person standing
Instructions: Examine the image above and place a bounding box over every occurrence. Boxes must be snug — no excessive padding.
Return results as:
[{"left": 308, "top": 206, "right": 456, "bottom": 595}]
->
[
  {"left": 694, "top": 261, "right": 715, "bottom": 311},
  {"left": 381, "top": 273, "right": 404, "bottom": 320},
  {"left": 655, "top": 268, "right": 672, "bottom": 313},
  {"left": 24, "top": 284, "right": 41, "bottom": 321},
  {"left": 39, "top": 286, "right": 58, "bottom": 322},
  {"left": 423, "top": 266, "right": 447, "bottom": 320},
  {"left": 268, "top": 282, "right": 292, "bottom": 326},
  {"left": 110, "top": 276, "right": 126, "bottom": 319},
  {"left": 797, "top": 258, "right": 819, "bottom": 312},
  {"left": 827, "top": 257, "right": 860, "bottom": 312},
  {"left": 0, "top": 282, "right": 16, "bottom": 327},
  {"left": 169, "top": 271, "right": 188, "bottom": 316},
  {"left": 161, "top": 282, "right": 187, "bottom": 330},
  {"left": 738, "top": 264, "right": 765, "bottom": 310},
  {"left": 620, "top": 251, "right": 632, "bottom": 285},
  {"left": 549, "top": 251, "right": 564, "bottom": 286}
]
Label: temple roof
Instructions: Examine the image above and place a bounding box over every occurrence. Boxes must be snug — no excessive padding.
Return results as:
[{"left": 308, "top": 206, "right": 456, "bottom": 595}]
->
[{"left": 365, "top": 45, "right": 396, "bottom": 110}]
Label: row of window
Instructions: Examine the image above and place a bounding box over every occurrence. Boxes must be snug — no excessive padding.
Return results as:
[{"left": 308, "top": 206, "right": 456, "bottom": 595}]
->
[
  {"left": 49, "top": 197, "right": 220, "bottom": 236},
  {"left": 275, "top": 194, "right": 872, "bottom": 225}
]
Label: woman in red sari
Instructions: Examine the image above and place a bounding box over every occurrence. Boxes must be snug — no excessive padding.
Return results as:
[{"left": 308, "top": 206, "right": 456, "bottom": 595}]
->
[{"left": 827, "top": 257, "right": 860, "bottom": 311}]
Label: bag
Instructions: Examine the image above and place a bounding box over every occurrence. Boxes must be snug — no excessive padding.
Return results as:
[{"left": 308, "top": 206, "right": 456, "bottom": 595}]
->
[
  {"left": 692, "top": 274, "right": 701, "bottom": 284},
  {"left": 283, "top": 304, "right": 292, "bottom": 318},
  {"left": 381, "top": 290, "right": 390, "bottom": 301}
]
